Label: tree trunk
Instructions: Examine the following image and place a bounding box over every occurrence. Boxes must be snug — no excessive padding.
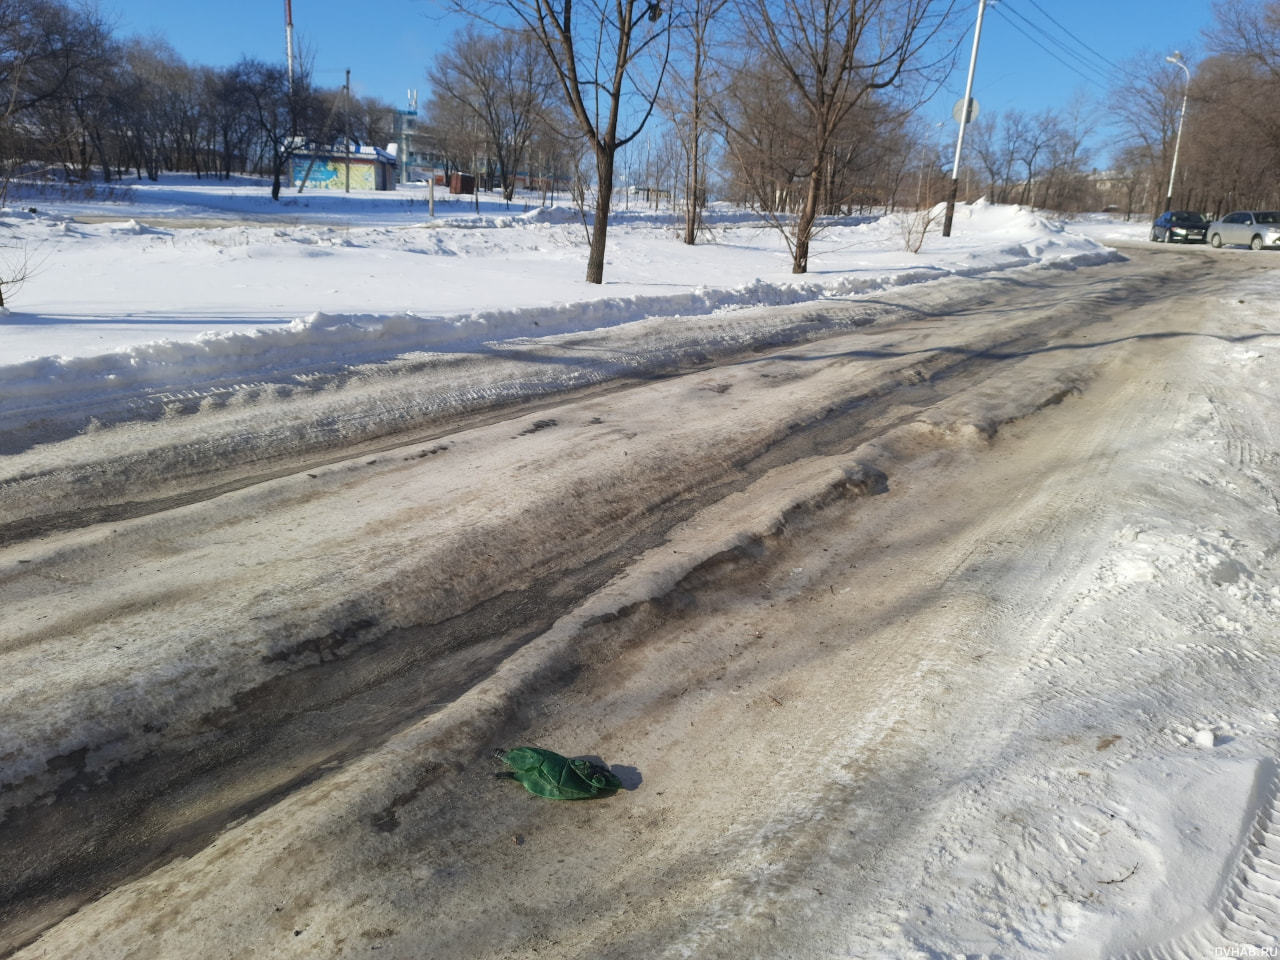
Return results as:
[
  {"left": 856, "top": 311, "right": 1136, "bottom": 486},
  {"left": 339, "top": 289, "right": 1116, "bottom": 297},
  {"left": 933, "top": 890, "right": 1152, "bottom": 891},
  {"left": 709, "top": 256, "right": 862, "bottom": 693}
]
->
[
  {"left": 684, "top": 137, "right": 697, "bottom": 245},
  {"left": 792, "top": 169, "right": 822, "bottom": 274},
  {"left": 92, "top": 130, "right": 112, "bottom": 184},
  {"left": 684, "top": 68, "right": 701, "bottom": 246},
  {"left": 586, "top": 147, "right": 615, "bottom": 284}
]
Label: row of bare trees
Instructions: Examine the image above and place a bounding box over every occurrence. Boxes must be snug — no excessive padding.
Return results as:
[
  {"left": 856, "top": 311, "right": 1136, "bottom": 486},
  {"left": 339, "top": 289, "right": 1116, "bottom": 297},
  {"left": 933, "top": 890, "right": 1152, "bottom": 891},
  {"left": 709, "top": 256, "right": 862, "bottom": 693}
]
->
[
  {"left": 954, "top": 101, "right": 1097, "bottom": 213},
  {"left": 425, "top": 26, "right": 582, "bottom": 207},
  {"left": 714, "top": 0, "right": 953, "bottom": 272},
  {"left": 430, "top": 0, "right": 1280, "bottom": 283},
  {"left": 428, "top": 0, "right": 962, "bottom": 280},
  {"left": 0, "top": 0, "right": 399, "bottom": 202},
  {"left": 1105, "top": 0, "right": 1280, "bottom": 219},
  {"left": 16, "top": 0, "right": 1280, "bottom": 286}
]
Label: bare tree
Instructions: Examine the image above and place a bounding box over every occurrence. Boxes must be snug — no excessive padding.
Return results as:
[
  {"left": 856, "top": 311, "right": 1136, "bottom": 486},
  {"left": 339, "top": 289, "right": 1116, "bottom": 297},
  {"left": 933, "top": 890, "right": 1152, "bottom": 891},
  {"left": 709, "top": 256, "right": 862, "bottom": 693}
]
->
[
  {"left": 1106, "top": 145, "right": 1154, "bottom": 220},
  {"left": 1207, "top": 0, "right": 1280, "bottom": 79},
  {"left": 428, "top": 25, "right": 557, "bottom": 204},
  {"left": 233, "top": 58, "right": 322, "bottom": 200},
  {"left": 967, "top": 113, "right": 1012, "bottom": 202},
  {"left": 423, "top": 93, "right": 487, "bottom": 182},
  {"left": 716, "top": 58, "right": 811, "bottom": 215},
  {"left": 1204, "top": 0, "right": 1280, "bottom": 201},
  {"left": 203, "top": 65, "right": 256, "bottom": 179},
  {"left": 662, "top": 0, "right": 729, "bottom": 243},
  {"left": 1107, "top": 50, "right": 1188, "bottom": 214},
  {"left": 1034, "top": 97, "right": 1096, "bottom": 212},
  {"left": 526, "top": 119, "right": 583, "bottom": 203},
  {"left": 1178, "top": 53, "right": 1280, "bottom": 213},
  {"left": 0, "top": 0, "right": 116, "bottom": 199},
  {"left": 108, "top": 38, "right": 193, "bottom": 181},
  {"left": 1007, "top": 109, "right": 1060, "bottom": 206},
  {"left": 454, "top": 0, "right": 672, "bottom": 283},
  {"left": 720, "top": 0, "right": 954, "bottom": 273},
  {"left": 0, "top": 236, "right": 40, "bottom": 311}
]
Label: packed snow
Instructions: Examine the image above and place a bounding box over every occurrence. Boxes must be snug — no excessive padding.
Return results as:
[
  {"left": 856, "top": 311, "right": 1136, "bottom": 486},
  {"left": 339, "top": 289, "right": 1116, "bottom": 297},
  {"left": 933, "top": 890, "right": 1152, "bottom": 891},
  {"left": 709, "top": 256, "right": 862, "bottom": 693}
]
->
[{"left": 4, "top": 178, "right": 1280, "bottom": 959}]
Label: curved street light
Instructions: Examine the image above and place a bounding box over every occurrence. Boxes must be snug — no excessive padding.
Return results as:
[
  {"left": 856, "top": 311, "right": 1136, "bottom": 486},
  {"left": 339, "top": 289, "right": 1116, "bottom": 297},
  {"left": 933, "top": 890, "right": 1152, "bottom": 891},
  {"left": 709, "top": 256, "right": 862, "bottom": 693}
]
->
[{"left": 1165, "top": 51, "right": 1191, "bottom": 212}]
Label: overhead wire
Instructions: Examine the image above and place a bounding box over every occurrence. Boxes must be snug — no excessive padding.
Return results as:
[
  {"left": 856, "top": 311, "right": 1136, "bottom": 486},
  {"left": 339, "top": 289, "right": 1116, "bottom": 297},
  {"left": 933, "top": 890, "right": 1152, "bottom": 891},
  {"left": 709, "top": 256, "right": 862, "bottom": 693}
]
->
[
  {"left": 1021, "top": 0, "right": 1131, "bottom": 77},
  {"left": 990, "top": 2, "right": 1119, "bottom": 94}
]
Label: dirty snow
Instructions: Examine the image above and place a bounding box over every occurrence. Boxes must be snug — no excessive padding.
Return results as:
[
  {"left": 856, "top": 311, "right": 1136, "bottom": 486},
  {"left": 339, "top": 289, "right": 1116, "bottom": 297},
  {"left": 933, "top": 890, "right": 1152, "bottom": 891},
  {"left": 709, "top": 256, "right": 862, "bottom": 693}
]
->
[{"left": 4, "top": 178, "right": 1280, "bottom": 959}]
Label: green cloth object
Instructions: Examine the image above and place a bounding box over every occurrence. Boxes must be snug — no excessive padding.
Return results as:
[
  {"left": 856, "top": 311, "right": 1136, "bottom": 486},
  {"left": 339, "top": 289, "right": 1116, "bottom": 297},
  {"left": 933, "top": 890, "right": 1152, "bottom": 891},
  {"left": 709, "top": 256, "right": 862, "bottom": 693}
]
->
[{"left": 498, "top": 747, "right": 622, "bottom": 800}]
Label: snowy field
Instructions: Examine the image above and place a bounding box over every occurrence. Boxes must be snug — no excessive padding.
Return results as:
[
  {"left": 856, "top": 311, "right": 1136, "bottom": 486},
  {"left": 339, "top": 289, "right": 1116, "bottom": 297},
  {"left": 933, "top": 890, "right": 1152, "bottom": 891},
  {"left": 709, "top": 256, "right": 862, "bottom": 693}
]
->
[
  {"left": 0, "top": 176, "right": 1122, "bottom": 418},
  {"left": 1, "top": 176, "right": 1132, "bottom": 469},
  {"left": 4, "top": 179, "right": 1280, "bottom": 959}
]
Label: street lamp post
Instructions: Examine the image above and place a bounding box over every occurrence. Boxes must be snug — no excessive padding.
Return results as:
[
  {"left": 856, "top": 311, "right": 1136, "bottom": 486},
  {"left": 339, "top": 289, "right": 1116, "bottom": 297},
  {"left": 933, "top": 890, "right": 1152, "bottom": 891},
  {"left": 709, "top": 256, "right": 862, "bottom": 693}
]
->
[{"left": 1164, "top": 51, "right": 1191, "bottom": 213}]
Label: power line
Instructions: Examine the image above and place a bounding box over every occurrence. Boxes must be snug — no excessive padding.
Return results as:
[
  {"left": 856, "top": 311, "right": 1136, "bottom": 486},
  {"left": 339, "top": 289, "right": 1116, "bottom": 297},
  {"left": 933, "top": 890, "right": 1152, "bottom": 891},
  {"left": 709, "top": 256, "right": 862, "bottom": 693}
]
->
[
  {"left": 991, "top": 3, "right": 1118, "bottom": 93},
  {"left": 996, "top": 4, "right": 1116, "bottom": 83},
  {"left": 997, "top": 0, "right": 1154, "bottom": 93},
  {"left": 1022, "top": 0, "right": 1124, "bottom": 75},
  {"left": 1020, "top": 0, "right": 1152, "bottom": 85}
]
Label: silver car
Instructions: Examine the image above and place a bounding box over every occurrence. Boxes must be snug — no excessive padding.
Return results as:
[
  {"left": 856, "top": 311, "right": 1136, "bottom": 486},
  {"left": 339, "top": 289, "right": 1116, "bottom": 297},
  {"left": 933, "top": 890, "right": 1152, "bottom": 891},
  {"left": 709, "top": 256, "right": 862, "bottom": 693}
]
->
[{"left": 1207, "top": 211, "right": 1280, "bottom": 250}]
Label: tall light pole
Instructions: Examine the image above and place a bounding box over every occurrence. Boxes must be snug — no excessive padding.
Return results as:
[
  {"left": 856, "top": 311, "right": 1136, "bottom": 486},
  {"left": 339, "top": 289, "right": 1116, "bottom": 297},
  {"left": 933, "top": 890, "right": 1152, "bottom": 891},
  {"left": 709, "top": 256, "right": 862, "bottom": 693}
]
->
[
  {"left": 943, "top": 0, "right": 989, "bottom": 238},
  {"left": 284, "top": 0, "right": 295, "bottom": 95},
  {"left": 1164, "top": 51, "right": 1190, "bottom": 212}
]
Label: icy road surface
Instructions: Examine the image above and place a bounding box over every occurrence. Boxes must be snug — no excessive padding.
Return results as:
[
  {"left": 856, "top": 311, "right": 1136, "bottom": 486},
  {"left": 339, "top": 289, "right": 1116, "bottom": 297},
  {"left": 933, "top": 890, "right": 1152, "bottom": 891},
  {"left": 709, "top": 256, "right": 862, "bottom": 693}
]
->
[{"left": 3, "top": 244, "right": 1280, "bottom": 958}]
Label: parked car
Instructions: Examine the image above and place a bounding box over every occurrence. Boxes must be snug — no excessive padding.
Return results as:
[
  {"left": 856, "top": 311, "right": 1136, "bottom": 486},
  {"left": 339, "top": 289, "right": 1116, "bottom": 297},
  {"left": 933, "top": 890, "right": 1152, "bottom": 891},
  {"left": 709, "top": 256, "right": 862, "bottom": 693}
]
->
[
  {"left": 1207, "top": 211, "right": 1280, "bottom": 250},
  {"left": 1150, "top": 210, "right": 1209, "bottom": 243}
]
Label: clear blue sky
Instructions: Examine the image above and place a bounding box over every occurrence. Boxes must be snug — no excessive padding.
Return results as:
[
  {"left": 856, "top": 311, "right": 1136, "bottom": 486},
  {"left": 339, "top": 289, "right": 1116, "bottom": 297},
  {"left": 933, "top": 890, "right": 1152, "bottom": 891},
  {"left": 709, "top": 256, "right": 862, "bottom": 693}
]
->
[
  {"left": 109, "top": 0, "right": 442, "bottom": 110},
  {"left": 929, "top": 0, "right": 1216, "bottom": 128},
  {"left": 108, "top": 0, "right": 1218, "bottom": 125}
]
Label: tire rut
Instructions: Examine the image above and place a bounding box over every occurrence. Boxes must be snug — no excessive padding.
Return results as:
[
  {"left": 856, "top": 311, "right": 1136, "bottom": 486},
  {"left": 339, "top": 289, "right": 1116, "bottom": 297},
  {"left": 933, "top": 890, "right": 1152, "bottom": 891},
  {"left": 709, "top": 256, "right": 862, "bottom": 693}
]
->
[
  {"left": 0, "top": 244, "right": 1243, "bottom": 550},
  {"left": 2, "top": 244, "right": 1272, "bottom": 957},
  {"left": 0, "top": 293, "right": 1106, "bottom": 952}
]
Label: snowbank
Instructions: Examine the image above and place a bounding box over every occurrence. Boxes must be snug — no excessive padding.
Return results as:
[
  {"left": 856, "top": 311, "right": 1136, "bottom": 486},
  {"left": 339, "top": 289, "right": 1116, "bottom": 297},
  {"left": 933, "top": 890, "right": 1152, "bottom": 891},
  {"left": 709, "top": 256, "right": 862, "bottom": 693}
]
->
[{"left": 0, "top": 183, "right": 1129, "bottom": 437}]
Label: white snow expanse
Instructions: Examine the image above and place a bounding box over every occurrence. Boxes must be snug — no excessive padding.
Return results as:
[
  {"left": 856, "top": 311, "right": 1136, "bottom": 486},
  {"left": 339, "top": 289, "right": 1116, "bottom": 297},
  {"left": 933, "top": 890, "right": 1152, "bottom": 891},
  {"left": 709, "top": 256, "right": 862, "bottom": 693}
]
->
[
  {"left": 3, "top": 177, "right": 1280, "bottom": 959},
  {"left": 0, "top": 179, "right": 1116, "bottom": 393}
]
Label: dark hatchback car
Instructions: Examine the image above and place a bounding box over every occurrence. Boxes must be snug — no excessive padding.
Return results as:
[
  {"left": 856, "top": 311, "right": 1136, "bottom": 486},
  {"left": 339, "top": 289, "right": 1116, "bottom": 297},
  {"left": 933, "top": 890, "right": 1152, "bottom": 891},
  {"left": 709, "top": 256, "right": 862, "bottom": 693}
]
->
[{"left": 1150, "top": 210, "right": 1210, "bottom": 243}]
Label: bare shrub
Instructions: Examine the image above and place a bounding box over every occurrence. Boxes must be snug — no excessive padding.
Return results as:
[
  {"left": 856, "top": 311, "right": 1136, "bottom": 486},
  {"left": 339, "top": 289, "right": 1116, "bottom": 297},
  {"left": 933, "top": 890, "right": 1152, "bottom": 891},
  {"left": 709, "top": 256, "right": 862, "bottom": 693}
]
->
[{"left": 900, "top": 204, "right": 941, "bottom": 253}]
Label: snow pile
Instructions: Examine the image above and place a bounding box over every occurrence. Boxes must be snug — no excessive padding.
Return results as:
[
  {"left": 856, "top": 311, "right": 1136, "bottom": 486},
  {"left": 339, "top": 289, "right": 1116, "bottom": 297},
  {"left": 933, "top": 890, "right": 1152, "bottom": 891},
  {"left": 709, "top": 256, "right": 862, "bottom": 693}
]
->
[
  {"left": 519, "top": 204, "right": 581, "bottom": 225},
  {"left": 0, "top": 181, "right": 1129, "bottom": 438}
]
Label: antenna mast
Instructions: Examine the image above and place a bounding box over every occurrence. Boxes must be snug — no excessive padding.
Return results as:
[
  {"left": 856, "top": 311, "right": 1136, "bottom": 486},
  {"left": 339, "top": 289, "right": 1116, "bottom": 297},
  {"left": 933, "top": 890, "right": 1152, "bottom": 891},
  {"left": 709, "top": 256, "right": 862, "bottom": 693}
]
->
[{"left": 285, "top": 0, "right": 295, "bottom": 93}]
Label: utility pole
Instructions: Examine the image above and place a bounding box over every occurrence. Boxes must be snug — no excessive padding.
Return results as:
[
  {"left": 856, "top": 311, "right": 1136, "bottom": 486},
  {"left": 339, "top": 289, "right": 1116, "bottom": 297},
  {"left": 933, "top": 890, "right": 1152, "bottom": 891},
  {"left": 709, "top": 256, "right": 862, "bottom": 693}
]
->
[
  {"left": 344, "top": 69, "right": 351, "bottom": 194},
  {"left": 943, "top": 0, "right": 988, "bottom": 238},
  {"left": 284, "top": 0, "right": 295, "bottom": 95}
]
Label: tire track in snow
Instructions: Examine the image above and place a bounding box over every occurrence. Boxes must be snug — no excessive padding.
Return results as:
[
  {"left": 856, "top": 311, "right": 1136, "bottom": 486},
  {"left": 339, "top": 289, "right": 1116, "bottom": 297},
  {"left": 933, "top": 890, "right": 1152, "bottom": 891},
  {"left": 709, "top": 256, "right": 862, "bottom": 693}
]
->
[
  {"left": 792, "top": 309, "right": 1280, "bottom": 957},
  {"left": 5, "top": 247, "right": 1279, "bottom": 958},
  {"left": 0, "top": 264, "right": 1136, "bottom": 954},
  {"left": 657, "top": 345, "right": 1155, "bottom": 959},
  {"left": 1104, "top": 322, "right": 1280, "bottom": 960},
  {"left": 1116, "top": 770, "right": 1280, "bottom": 958},
  {"left": 1038, "top": 342, "right": 1280, "bottom": 955}
]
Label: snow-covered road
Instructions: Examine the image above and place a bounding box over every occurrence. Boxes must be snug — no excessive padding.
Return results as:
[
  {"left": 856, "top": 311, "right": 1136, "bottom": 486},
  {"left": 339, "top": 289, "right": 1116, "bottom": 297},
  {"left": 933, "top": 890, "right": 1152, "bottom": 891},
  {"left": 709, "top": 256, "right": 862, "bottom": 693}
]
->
[{"left": 5, "top": 240, "right": 1280, "bottom": 958}]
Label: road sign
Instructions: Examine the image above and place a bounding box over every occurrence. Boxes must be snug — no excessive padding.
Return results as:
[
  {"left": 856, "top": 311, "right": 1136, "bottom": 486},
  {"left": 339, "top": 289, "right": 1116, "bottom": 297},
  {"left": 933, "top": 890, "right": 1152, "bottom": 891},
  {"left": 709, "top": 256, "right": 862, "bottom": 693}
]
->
[{"left": 953, "top": 98, "right": 979, "bottom": 124}]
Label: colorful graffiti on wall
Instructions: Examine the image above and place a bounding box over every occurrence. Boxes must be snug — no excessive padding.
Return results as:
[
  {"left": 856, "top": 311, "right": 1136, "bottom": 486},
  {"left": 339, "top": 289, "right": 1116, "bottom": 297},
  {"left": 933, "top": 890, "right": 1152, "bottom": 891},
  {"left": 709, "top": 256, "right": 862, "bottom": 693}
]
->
[
  {"left": 293, "top": 158, "right": 378, "bottom": 191},
  {"left": 291, "top": 144, "right": 397, "bottom": 191}
]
